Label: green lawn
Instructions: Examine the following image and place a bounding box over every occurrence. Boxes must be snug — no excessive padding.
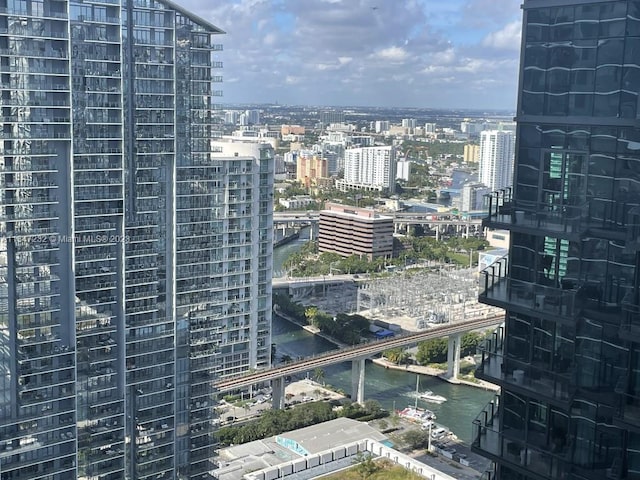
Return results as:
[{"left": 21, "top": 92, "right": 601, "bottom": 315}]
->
[{"left": 318, "top": 460, "right": 424, "bottom": 480}]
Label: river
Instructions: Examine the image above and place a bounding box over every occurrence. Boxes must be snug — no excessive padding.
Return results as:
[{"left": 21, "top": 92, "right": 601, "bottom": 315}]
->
[{"left": 271, "top": 228, "right": 496, "bottom": 444}]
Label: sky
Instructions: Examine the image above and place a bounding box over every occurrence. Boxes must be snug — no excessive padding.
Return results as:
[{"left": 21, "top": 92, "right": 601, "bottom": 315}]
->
[{"left": 179, "top": 0, "right": 522, "bottom": 110}]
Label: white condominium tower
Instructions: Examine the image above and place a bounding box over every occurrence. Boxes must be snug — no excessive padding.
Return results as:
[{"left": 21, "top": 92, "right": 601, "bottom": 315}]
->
[
  {"left": 479, "top": 130, "right": 516, "bottom": 192},
  {"left": 0, "top": 1, "right": 273, "bottom": 479},
  {"left": 340, "top": 146, "right": 397, "bottom": 193}
]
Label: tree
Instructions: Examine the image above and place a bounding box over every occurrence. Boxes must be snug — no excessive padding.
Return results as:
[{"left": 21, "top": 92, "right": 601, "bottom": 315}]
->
[
  {"left": 403, "top": 429, "right": 429, "bottom": 450},
  {"left": 313, "top": 367, "right": 325, "bottom": 385},
  {"left": 461, "top": 332, "right": 484, "bottom": 357},
  {"left": 383, "top": 348, "right": 409, "bottom": 365},
  {"left": 304, "top": 306, "right": 319, "bottom": 326},
  {"left": 416, "top": 338, "right": 448, "bottom": 365},
  {"left": 363, "top": 399, "right": 382, "bottom": 416},
  {"left": 353, "top": 452, "right": 379, "bottom": 479},
  {"left": 280, "top": 354, "right": 293, "bottom": 364}
]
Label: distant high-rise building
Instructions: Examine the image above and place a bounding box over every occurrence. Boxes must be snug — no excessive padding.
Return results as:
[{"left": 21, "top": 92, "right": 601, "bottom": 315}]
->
[
  {"left": 402, "top": 118, "right": 417, "bottom": 130},
  {"left": 0, "top": 2, "right": 273, "bottom": 478},
  {"left": 473, "top": 1, "right": 640, "bottom": 479},
  {"left": 396, "top": 160, "right": 411, "bottom": 182},
  {"left": 319, "top": 110, "right": 345, "bottom": 125},
  {"left": 375, "top": 120, "right": 390, "bottom": 133},
  {"left": 245, "top": 109, "right": 261, "bottom": 125},
  {"left": 338, "top": 146, "right": 397, "bottom": 193},
  {"left": 425, "top": 123, "right": 437, "bottom": 134},
  {"left": 225, "top": 110, "right": 240, "bottom": 125},
  {"left": 464, "top": 144, "right": 481, "bottom": 163},
  {"left": 296, "top": 154, "right": 328, "bottom": 188},
  {"left": 460, "top": 182, "right": 489, "bottom": 212},
  {"left": 479, "top": 130, "right": 515, "bottom": 192},
  {"left": 461, "top": 121, "right": 484, "bottom": 137}
]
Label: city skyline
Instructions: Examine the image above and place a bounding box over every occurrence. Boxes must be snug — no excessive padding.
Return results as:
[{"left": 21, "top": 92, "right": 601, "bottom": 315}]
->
[{"left": 179, "top": 0, "right": 522, "bottom": 110}]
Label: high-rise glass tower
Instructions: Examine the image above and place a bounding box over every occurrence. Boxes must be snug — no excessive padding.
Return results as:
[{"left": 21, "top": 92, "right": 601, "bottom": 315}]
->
[
  {"left": 474, "top": 1, "right": 640, "bottom": 479},
  {"left": 0, "top": 1, "right": 273, "bottom": 479},
  {"left": 479, "top": 130, "right": 515, "bottom": 193}
]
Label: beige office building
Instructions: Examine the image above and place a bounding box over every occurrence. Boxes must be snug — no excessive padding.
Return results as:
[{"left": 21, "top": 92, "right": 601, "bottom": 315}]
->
[{"left": 318, "top": 203, "right": 394, "bottom": 260}]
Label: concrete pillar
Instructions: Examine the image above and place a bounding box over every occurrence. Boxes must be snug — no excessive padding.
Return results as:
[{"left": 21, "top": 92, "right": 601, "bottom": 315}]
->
[
  {"left": 446, "top": 333, "right": 461, "bottom": 379},
  {"left": 435, "top": 226, "right": 440, "bottom": 242},
  {"left": 351, "top": 358, "right": 366, "bottom": 404},
  {"left": 271, "top": 376, "right": 286, "bottom": 410}
]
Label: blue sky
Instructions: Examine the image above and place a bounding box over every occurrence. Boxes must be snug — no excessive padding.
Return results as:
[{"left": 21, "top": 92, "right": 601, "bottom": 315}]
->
[{"left": 179, "top": 0, "right": 522, "bottom": 110}]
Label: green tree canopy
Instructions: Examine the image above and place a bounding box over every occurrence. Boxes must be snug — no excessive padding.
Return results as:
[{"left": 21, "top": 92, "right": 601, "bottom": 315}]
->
[{"left": 416, "top": 338, "right": 448, "bottom": 365}]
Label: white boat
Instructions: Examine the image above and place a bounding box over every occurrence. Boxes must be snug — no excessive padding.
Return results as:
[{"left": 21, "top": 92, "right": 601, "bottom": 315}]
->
[
  {"left": 399, "top": 406, "right": 437, "bottom": 422},
  {"left": 419, "top": 390, "right": 447, "bottom": 404}
]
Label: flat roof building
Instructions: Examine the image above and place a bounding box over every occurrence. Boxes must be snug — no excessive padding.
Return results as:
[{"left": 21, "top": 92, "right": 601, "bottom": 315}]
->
[{"left": 318, "top": 203, "right": 394, "bottom": 260}]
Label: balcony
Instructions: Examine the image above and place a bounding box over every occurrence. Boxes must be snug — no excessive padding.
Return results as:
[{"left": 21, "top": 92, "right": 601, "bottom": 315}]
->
[
  {"left": 479, "top": 255, "right": 578, "bottom": 320},
  {"left": 472, "top": 396, "right": 570, "bottom": 479},
  {"left": 614, "top": 376, "right": 640, "bottom": 432},
  {"left": 476, "top": 347, "right": 573, "bottom": 404},
  {"left": 484, "top": 189, "right": 588, "bottom": 239},
  {"left": 620, "top": 292, "right": 640, "bottom": 341}
]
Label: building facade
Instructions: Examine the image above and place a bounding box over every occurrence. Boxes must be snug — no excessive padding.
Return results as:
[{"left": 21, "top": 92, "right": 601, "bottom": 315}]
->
[
  {"left": 479, "top": 130, "right": 515, "bottom": 192},
  {"left": 474, "top": 1, "right": 640, "bottom": 479},
  {"left": 296, "top": 154, "right": 328, "bottom": 188},
  {"left": 318, "top": 203, "right": 393, "bottom": 260},
  {"left": 0, "top": 2, "right": 272, "bottom": 479},
  {"left": 463, "top": 144, "right": 480, "bottom": 163},
  {"left": 460, "top": 182, "right": 489, "bottom": 213},
  {"left": 338, "top": 146, "right": 396, "bottom": 193}
]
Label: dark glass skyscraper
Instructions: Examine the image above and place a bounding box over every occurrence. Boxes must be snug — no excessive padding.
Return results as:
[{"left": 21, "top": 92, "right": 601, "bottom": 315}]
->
[
  {"left": 473, "top": 1, "right": 640, "bottom": 479},
  {"left": 0, "top": 1, "right": 273, "bottom": 479}
]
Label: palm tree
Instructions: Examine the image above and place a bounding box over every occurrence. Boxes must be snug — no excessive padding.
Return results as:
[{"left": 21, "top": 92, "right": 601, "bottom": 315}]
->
[
  {"left": 383, "top": 347, "right": 409, "bottom": 365},
  {"left": 305, "top": 306, "right": 319, "bottom": 326},
  {"left": 313, "top": 367, "right": 325, "bottom": 385}
]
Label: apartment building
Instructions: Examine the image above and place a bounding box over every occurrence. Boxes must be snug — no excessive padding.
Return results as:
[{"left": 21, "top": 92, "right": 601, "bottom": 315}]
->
[
  {"left": 0, "top": 1, "right": 272, "bottom": 479},
  {"left": 474, "top": 1, "right": 640, "bottom": 479}
]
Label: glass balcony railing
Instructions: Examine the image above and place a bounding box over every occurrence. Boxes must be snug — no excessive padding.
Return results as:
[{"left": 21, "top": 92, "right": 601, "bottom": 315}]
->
[
  {"left": 621, "top": 291, "right": 640, "bottom": 340},
  {"left": 484, "top": 188, "right": 589, "bottom": 236},
  {"left": 476, "top": 349, "right": 573, "bottom": 403},
  {"left": 472, "top": 395, "right": 571, "bottom": 479},
  {"left": 479, "top": 255, "right": 578, "bottom": 318},
  {"left": 485, "top": 189, "right": 640, "bottom": 241}
]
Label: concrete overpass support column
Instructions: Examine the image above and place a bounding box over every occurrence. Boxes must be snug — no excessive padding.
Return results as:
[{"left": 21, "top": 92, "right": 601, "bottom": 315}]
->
[
  {"left": 446, "top": 333, "right": 461, "bottom": 379},
  {"left": 351, "top": 358, "right": 366, "bottom": 404},
  {"left": 435, "top": 226, "right": 440, "bottom": 242},
  {"left": 271, "top": 376, "right": 286, "bottom": 410},
  {"left": 465, "top": 224, "right": 469, "bottom": 239}
]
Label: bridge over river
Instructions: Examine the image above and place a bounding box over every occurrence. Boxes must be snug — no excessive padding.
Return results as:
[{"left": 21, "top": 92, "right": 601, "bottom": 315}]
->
[{"left": 214, "top": 313, "right": 504, "bottom": 408}]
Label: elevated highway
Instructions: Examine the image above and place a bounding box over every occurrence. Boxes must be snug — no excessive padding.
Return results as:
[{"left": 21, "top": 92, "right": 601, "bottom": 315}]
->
[
  {"left": 273, "top": 211, "right": 483, "bottom": 240},
  {"left": 214, "top": 313, "right": 504, "bottom": 404},
  {"left": 273, "top": 211, "right": 483, "bottom": 227}
]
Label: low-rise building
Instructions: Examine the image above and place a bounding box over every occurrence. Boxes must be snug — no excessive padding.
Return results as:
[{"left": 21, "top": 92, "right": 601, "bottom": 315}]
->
[
  {"left": 318, "top": 203, "right": 394, "bottom": 260},
  {"left": 278, "top": 195, "right": 315, "bottom": 210}
]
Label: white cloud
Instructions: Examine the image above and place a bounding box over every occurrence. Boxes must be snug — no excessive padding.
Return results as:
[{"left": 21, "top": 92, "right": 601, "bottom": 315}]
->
[
  {"left": 482, "top": 21, "right": 522, "bottom": 51},
  {"left": 375, "top": 46, "right": 409, "bottom": 62},
  {"left": 175, "top": 0, "right": 521, "bottom": 109}
]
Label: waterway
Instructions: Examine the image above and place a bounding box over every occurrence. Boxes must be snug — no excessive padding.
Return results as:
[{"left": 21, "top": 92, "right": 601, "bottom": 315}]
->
[
  {"left": 271, "top": 315, "right": 495, "bottom": 444},
  {"left": 271, "top": 228, "right": 496, "bottom": 444}
]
